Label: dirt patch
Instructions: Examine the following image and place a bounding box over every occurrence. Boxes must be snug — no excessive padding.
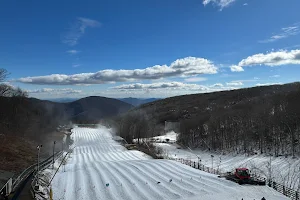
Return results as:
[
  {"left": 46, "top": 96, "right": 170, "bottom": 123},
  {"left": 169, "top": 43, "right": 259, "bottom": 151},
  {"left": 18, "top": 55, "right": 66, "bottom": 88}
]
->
[
  {"left": 0, "top": 131, "right": 65, "bottom": 173},
  {"left": 0, "top": 135, "right": 36, "bottom": 173}
]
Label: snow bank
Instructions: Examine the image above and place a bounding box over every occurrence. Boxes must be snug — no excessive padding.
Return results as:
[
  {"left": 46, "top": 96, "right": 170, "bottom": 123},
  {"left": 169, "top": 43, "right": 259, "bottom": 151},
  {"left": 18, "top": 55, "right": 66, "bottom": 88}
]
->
[{"left": 152, "top": 131, "right": 177, "bottom": 143}]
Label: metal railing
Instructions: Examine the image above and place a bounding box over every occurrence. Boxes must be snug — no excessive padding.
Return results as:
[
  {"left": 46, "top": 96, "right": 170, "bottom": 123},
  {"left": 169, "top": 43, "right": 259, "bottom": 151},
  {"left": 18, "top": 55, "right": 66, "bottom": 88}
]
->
[
  {"left": 31, "top": 148, "right": 75, "bottom": 199},
  {"left": 12, "top": 163, "right": 36, "bottom": 191},
  {"left": 12, "top": 151, "right": 62, "bottom": 190},
  {"left": 10, "top": 151, "right": 63, "bottom": 200}
]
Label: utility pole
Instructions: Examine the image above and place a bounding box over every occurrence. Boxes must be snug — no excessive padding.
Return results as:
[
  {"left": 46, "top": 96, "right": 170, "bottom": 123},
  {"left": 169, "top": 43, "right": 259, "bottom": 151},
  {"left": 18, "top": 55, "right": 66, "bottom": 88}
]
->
[{"left": 52, "top": 141, "right": 56, "bottom": 169}]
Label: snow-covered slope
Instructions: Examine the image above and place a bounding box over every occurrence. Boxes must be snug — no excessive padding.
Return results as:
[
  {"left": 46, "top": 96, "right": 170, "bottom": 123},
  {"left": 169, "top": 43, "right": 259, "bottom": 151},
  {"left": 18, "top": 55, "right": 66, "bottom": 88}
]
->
[
  {"left": 156, "top": 142, "right": 300, "bottom": 190},
  {"left": 51, "top": 127, "right": 288, "bottom": 200}
]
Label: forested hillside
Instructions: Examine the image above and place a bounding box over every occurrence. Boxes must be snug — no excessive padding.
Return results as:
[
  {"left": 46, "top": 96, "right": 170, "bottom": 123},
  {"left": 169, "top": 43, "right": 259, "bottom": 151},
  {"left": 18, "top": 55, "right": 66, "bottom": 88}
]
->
[
  {"left": 113, "top": 82, "right": 300, "bottom": 157},
  {"left": 0, "top": 68, "right": 133, "bottom": 171},
  {"left": 0, "top": 97, "right": 67, "bottom": 139},
  {"left": 0, "top": 95, "right": 132, "bottom": 172}
]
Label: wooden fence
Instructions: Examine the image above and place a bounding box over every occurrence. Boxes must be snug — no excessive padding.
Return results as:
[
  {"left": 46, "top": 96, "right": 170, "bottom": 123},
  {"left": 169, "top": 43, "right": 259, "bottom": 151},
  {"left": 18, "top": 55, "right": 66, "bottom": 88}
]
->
[
  {"left": 269, "top": 181, "right": 299, "bottom": 200},
  {"left": 173, "top": 157, "right": 299, "bottom": 200}
]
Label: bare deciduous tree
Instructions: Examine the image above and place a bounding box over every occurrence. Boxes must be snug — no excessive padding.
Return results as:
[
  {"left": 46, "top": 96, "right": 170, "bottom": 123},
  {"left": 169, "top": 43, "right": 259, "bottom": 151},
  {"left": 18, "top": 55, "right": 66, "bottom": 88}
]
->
[
  {"left": 0, "top": 68, "right": 9, "bottom": 82},
  {"left": 0, "top": 84, "right": 13, "bottom": 96}
]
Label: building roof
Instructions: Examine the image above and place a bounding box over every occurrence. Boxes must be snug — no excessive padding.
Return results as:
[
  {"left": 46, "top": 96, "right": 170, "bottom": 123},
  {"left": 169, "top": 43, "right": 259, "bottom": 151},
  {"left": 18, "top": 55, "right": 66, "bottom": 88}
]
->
[{"left": 0, "top": 170, "right": 14, "bottom": 190}]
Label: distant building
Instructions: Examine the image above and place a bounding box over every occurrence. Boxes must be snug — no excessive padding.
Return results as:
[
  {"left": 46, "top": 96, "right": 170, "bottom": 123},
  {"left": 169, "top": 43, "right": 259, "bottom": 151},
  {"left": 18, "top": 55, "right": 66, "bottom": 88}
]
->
[{"left": 0, "top": 170, "right": 14, "bottom": 197}]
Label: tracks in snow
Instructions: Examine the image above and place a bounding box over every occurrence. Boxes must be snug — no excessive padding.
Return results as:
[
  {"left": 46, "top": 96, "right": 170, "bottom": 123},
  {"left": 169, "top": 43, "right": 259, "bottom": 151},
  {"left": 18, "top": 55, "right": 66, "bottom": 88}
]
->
[{"left": 51, "top": 127, "right": 288, "bottom": 200}]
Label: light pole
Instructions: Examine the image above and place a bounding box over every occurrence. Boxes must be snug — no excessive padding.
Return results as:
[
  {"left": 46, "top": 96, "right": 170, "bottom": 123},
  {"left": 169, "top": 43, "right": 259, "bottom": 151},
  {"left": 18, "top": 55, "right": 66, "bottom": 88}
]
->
[
  {"left": 187, "top": 147, "right": 201, "bottom": 169},
  {"left": 211, "top": 155, "right": 214, "bottom": 170},
  {"left": 218, "top": 156, "right": 222, "bottom": 173},
  {"left": 267, "top": 147, "right": 272, "bottom": 186},
  {"left": 52, "top": 141, "right": 56, "bottom": 169},
  {"left": 197, "top": 156, "right": 201, "bottom": 170},
  {"left": 269, "top": 152, "right": 272, "bottom": 186},
  {"left": 37, "top": 145, "right": 42, "bottom": 184}
]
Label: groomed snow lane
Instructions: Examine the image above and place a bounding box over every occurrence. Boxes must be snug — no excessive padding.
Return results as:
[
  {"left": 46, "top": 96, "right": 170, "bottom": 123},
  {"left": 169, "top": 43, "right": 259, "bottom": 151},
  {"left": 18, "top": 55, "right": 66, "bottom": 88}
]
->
[{"left": 52, "top": 127, "right": 289, "bottom": 200}]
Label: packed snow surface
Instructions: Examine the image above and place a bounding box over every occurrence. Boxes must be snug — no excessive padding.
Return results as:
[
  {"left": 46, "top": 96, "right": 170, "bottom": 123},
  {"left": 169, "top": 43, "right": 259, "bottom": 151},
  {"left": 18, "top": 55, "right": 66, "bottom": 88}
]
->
[
  {"left": 156, "top": 142, "right": 300, "bottom": 189},
  {"left": 51, "top": 127, "right": 288, "bottom": 200}
]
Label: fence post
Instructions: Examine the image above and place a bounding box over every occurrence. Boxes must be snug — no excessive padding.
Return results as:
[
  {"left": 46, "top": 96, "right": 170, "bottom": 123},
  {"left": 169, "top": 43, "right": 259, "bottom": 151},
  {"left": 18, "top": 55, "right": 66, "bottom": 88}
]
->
[{"left": 296, "top": 191, "right": 298, "bottom": 200}]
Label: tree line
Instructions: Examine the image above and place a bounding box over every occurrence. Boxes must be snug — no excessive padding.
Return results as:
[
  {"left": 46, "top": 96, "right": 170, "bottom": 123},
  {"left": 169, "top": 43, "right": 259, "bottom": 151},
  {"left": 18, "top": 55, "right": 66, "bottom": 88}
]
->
[
  {"left": 0, "top": 68, "right": 68, "bottom": 141},
  {"left": 111, "top": 110, "right": 164, "bottom": 144},
  {"left": 178, "top": 90, "right": 300, "bottom": 157},
  {"left": 112, "top": 83, "right": 300, "bottom": 157}
]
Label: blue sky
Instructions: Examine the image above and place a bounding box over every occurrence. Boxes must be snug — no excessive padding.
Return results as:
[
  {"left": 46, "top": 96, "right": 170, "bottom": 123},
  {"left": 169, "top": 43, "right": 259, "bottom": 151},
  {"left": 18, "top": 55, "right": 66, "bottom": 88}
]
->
[{"left": 1, "top": 0, "right": 300, "bottom": 99}]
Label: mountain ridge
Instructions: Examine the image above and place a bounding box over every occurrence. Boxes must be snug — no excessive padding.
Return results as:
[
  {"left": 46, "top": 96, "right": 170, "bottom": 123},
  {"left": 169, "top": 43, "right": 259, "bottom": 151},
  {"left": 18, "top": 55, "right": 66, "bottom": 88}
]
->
[{"left": 118, "top": 97, "right": 161, "bottom": 106}]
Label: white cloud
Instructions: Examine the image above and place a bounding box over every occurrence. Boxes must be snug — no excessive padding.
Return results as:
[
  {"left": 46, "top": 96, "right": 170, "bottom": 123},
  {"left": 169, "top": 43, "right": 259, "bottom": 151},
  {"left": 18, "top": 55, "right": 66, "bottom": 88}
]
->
[
  {"left": 256, "top": 83, "right": 282, "bottom": 86},
  {"left": 112, "top": 82, "right": 209, "bottom": 91},
  {"left": 62, "top": 17, "right": 101, "bottom": 46},
  {"left": 184, "top": 77, "right": 207, "bottom": 82},
  {"left": 27, "top": 81, "right": 242, "bottom": 99},
  {"left": 27, "top": 88, "right": 82, "bottom": 94},
  {"left": 230, "top": 65, "right": 244, "bottom": 72},
  {"left": 18, "top": 57, "right": 218, "bottom": 85},
  {"left": 203, "top": 0, "right": 237, "bottom": 10},
  {"left": 231, "top": 49, "right": 300, "bottom": 72},
  {"left": 243, "top": 3, "right": 248, "bottom": 6},
  {"left": 260, "top": 23, "right": 300, "bottom": 43},
  {"left": 239, "top": 49, "right": 300, "bottom": 66},
  {"left": 210, "top": 83, "right": 223, "bottom": 87},
  {"left": 226, "top": 81, "right": 243, "bottom": 86},
  {"left": 67, "top": 50, "right": 80, "bottom": 55},
  {"left": 112, "top": 82, "right": 239, "bottom": 95},
  {"left": 270, "top": 75, "right": 280, "bottom": 78}
]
